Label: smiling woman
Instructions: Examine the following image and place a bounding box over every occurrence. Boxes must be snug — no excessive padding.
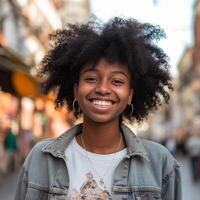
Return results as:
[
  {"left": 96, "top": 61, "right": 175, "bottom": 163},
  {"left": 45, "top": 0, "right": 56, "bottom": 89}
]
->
[{"left": 15, "top": 17, "right": 181, "bottom": 200}]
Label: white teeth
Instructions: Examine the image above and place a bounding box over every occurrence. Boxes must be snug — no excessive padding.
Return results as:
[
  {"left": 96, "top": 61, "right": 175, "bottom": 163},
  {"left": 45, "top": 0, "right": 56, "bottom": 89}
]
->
[{"left": 92, "top": 100, "right": 112, "bottom": 106}]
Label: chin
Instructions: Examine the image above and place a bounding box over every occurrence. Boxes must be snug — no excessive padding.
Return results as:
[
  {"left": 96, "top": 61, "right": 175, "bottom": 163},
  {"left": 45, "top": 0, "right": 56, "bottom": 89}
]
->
[{"left": 84, "top": 113, "right": 119, "bottom": 124}]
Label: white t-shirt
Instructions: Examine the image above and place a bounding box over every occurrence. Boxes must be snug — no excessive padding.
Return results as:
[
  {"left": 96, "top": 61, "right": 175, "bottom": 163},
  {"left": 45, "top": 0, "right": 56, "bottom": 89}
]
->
[{"left": 65, "top": 138, "right": 127, "bottom": 199}]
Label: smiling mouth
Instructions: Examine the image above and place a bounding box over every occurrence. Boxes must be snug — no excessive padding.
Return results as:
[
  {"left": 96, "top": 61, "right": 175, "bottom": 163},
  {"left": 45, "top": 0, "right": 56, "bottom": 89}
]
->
[{"left": 90, "top": 99, "right": 114, "bottom": 106}]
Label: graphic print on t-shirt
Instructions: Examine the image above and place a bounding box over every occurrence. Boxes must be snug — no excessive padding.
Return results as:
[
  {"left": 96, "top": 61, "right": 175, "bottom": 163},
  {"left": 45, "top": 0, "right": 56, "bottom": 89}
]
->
[
  {"left": 65, "top": 138, "right": 127, "bottom": 200},
  {"left": 68, "top": 172, "right": 111, "bottom": 200}
]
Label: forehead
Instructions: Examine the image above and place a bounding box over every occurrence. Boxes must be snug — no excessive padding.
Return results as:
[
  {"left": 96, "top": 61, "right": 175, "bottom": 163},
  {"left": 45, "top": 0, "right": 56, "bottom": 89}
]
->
[{"left": 80, "top": 58, "right": 130, "bottom": 76}]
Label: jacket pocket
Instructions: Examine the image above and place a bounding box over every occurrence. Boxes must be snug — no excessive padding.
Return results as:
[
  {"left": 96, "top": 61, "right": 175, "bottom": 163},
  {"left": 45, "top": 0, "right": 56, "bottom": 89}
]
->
[
  {"left": 134, "top": 186, "right": 161, "bottom": 200},
  {"left": 134, "top": 191, "right": 161, "bottom": 200},
  {"left": 25, "top": 187, "right": 49, "bottom": 200},
  {"left": 25, "top": 182, "right": 68, "bottom": 200},
  {"left": 113, "top": 185, "right": 161, "bottom": 200}
]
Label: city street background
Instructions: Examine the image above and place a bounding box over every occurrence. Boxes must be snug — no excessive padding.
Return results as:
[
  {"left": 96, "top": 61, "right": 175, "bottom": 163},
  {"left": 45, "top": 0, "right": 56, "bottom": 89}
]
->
[{"left": 1, "top": 0, "right": 200, "bottom": 199}]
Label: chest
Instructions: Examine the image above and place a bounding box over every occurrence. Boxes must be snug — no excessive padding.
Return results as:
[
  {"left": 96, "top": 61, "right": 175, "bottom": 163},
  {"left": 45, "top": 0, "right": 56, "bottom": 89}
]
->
[{"left": 26, "top": 156, "right": 162, "bottom": 200}]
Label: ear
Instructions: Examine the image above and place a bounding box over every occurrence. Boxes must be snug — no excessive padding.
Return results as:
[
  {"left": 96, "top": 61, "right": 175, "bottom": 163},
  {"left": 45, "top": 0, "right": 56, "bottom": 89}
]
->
[
  {"left": 73, "top": 83, "right": 78, "bottom": 100},
  {"left": 128, "top": 88, "right": 134, "bottom": 105}
]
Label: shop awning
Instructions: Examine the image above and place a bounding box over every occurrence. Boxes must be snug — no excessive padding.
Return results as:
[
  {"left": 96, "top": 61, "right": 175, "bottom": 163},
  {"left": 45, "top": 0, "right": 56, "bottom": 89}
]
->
[
  {"left": 0, "top": 45, "right": 40, "bottom": 97},
  {"left": 0, "top": 44, "right": 30, "bottom": 74}
]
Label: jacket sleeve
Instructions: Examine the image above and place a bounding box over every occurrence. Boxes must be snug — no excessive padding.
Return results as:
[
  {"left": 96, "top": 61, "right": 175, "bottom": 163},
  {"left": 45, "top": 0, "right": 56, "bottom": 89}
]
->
[
  {"left": 15, "top": 148, "right": 33, "bottom": 200},
  {"left": 14, "top": 165, "right": 28, "bottom": 200},
  {"left": 161, "top": 160, "right": 182, "bottom": 200}
]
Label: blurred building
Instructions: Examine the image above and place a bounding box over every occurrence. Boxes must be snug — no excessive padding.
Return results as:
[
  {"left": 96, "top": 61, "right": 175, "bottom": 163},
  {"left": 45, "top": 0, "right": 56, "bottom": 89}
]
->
[
  {"left": 0, "top": 0, "right": 89, "bottom": 96},
  {"left": 148, "top": 0, "right": 200, "bottom": 142},
  {"left": 178, "top": 0, "right": 200, "bottom": 123},
  {"left": 138, "top": 1, "right": 200, "bottom": 142}
]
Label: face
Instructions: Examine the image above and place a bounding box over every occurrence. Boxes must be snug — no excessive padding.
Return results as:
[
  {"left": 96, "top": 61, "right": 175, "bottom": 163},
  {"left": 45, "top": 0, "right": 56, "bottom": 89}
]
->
[{"left": 74, "top": 58, "right": 133, "bottom": 124}]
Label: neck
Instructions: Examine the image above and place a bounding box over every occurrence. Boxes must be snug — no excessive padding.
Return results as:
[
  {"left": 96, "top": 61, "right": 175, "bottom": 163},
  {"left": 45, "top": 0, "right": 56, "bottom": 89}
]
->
[{"left": 76, "top": 117, "right": 126, "bottom": 154}]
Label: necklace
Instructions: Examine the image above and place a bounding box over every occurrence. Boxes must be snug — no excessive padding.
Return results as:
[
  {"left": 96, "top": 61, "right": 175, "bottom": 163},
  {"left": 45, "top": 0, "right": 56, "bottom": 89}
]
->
[{"left": 80, "top": 133, "right": 122, "bottom": 187}]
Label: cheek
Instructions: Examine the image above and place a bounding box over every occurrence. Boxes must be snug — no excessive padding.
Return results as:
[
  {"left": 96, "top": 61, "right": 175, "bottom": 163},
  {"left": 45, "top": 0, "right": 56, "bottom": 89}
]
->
[
  {"left": 116, "top": 88, "right": 131, "bottom": 102},
  {"left": 76, "top": 88, "right": 85, "bottom": 101},
  {"left": 76, "top": 84, "right": 93, "bottom": 102}
]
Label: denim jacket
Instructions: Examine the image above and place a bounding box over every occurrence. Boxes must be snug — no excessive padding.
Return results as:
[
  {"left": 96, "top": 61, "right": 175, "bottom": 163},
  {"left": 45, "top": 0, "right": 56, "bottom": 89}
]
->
[{"left": 15, "top": 124, "right": 182, "bottom": 200}]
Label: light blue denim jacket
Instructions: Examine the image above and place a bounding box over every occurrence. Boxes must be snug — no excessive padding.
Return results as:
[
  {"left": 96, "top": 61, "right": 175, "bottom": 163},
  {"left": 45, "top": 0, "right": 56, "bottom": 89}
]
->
[{"left": 15, "top": 124, "right": 182, "bottom": 200}]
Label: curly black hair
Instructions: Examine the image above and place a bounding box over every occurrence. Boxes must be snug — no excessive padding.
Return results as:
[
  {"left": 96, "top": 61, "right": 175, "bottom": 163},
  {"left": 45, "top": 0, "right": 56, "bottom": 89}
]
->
[{"left": 39, "top": 17, "right": 173, "bottom": 123}]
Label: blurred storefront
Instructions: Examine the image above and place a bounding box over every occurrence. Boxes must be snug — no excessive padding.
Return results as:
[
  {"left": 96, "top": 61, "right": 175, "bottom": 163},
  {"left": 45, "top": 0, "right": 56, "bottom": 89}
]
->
[{"left": 178, "top": 1, "right": 200, "bottom": 123}]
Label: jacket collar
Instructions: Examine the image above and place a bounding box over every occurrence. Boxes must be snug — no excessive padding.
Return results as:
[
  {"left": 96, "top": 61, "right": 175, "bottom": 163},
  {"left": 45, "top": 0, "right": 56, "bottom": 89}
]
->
[
  {"left": 121, "top": 124, "right": 149, "bottom": 161},
  {"left": 42, "top": 123, "right": 149, "bottom": 162}
]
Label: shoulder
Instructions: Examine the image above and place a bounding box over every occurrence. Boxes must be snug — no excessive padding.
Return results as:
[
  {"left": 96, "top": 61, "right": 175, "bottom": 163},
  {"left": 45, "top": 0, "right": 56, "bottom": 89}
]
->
[
  {"left": 23, "top": 138, "right": 54, "bottom": 169},
  {"left": 140, "top": 138, "right": 180, "bottom": 176},
  {"left": 141, "top": 138, "right": 170, "bottom": 157},
  {"left": 32, "top": 138, "right": 54, "bottom": 154},
  {"left": 141, "top": 138, "right": 177, "bottom": 162}
]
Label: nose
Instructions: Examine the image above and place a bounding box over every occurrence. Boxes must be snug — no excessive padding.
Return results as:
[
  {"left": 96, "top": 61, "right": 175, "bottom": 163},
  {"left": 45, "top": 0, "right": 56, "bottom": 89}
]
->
[{"left": 95, "top": 80, "right": 111, "bottom": 96}]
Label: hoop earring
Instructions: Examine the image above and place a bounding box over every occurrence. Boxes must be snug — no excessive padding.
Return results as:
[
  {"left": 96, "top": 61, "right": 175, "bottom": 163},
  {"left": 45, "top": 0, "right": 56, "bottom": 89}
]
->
[
  {"left": 128, "top": 104, "right": 134, "bottom": 116},
  {"left": 73, "top": 99, "right": 80, "bottom": 114}
]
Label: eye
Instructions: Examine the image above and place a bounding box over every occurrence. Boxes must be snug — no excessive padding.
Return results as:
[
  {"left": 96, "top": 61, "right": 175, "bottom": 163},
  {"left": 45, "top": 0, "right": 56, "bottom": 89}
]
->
[
  {"left": 112, "top": 79, "right": 125, "bottom": 86},
  {"left": 85, "top": 77, "right": 98, "bottom": 83}
]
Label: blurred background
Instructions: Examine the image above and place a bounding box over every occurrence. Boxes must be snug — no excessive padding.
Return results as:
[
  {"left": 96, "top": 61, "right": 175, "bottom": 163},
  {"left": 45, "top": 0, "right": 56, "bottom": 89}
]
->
[{"left": 0, "top": 0, "right": 200, "bottom": 199}]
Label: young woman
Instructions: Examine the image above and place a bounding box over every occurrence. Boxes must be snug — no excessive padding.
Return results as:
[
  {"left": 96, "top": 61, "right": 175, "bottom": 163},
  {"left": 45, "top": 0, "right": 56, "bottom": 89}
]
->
[{"left": 15, "top": 17, "right": 181, "bottom": 200}]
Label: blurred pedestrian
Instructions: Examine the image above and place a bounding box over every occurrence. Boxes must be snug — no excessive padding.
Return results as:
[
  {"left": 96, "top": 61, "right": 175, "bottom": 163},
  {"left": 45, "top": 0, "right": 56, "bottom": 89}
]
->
[
  {"left": 176, "top": 124, "right": 189, "bottom": 155},
  {"left": 18, "top": 97, "right": 35, "bottom": 164},
  {"left": 15, "top": 17, "right": 181, "bottom": 200},
  {"left": 165, "top": 135, "right": 176, "bottom": 156},
  {"left": 32, "top": 97, "right": 48, "bottom": 139},
  {"left": 0, "top": 113, "right": 11, "bottom": 174},
  {"left": 4, "top": 128, "right": 17, "bottom": 171},
  {"left": 186, "top": 116, "right": 200, "bottom": 182}
]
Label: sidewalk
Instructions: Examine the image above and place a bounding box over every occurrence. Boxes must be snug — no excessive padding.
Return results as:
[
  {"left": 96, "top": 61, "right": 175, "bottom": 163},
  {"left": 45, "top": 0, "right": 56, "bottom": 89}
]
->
[
  {"left": 0, "top": 171, "right": 19, "bottom": 200},
  {"left": 179, "top": 156, "right": 200, "bottom": 200}
]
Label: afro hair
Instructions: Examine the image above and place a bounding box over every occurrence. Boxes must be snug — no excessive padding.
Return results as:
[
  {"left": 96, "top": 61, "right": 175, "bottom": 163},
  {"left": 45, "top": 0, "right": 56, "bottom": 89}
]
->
[{"left": 39, "top": 17, "right": 173, "bottom": 123}]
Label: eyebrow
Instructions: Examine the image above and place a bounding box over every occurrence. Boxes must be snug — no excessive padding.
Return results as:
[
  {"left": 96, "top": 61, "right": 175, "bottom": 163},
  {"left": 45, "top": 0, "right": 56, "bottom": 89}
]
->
[{"left": 81, "top": 68, "right": 129, "bottom": 78}]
